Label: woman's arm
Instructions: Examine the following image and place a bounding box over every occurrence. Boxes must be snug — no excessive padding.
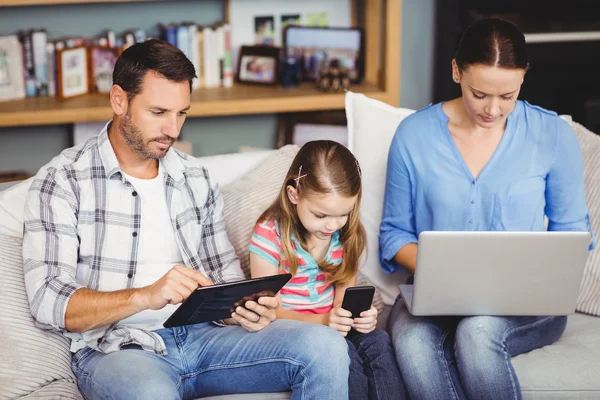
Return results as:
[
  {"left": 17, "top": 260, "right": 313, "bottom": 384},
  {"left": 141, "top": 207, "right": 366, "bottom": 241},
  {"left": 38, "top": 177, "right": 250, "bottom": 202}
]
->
[
  {"left": 545, "top": 120, "right": 596, "bottom": 250},
  {"left": 379, "top": 129, "right": 420, "bottom": 273},
  {"left": 393, "top": 243, "right": 418, "bottom": 274}
]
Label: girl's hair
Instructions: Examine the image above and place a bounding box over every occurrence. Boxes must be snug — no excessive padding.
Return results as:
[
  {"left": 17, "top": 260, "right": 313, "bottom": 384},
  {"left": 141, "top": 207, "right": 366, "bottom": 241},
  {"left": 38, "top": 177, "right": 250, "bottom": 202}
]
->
[
  {"left": 454, "top": 18, "right": 529, "bottom": 72},
  {"left": 257, "top": 140, "right": 366, "bottom": 285}
]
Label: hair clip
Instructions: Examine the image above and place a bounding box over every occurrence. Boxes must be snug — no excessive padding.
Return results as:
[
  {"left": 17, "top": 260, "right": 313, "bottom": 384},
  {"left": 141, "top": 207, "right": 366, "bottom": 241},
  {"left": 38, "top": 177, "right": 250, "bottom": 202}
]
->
[
  {"left": 294, "top": 165, "right": 308, "bottom": 186},
  {"left": 355, "top": 159, "right": 362, "bottom": 179}
]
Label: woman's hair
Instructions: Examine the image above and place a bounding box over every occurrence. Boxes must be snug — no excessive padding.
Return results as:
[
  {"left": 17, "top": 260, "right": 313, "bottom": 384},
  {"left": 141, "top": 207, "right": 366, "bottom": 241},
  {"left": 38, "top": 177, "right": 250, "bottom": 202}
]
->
[
  {"left": 257, "top": 140, "right": 366, "bottom": 285},
  {"left": 454, "top": 18, "right": 529, "bottom": 72}
]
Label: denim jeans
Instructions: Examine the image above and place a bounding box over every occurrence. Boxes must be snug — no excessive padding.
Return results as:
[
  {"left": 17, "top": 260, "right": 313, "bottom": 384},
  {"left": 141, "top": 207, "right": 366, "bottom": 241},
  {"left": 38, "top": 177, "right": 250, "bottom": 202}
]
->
[
  {"left": 388, "top": 296, "right": 567, "bottom": 400},
  {"left": 347, "top": 329, "right": 406, "bottom": 400},
  {"left": 72, "top": 320, "right": 350, "bottom": 400}
]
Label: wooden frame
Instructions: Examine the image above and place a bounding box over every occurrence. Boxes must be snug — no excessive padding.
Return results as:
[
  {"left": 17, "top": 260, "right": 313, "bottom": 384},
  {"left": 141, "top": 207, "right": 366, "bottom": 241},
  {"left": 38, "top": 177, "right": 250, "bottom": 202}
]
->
[
  {"left": 282, "top": 25, "right": 365, "bottom": 83},
  {"left": 0, "top": 0, "right": 402, "bottom": 127},
  {"left": 87, "top": 46, "right": 119, "bottom": 94},
  {"left": 56, "top": 46, "right": 89, "bottom": 100},
  {"left": 236, "top": 45, "right": 281, "bottom": 86}
]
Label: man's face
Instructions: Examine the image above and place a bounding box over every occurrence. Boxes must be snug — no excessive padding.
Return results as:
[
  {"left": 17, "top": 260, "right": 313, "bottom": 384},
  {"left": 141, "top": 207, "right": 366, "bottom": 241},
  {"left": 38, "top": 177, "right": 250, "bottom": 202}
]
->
[{"left": 119, "top": 71, "right": 191, "bottom": 159}]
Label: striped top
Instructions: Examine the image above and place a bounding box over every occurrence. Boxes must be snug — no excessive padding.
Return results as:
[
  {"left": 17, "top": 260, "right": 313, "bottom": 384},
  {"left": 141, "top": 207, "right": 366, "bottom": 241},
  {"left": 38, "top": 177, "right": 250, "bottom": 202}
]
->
[{"left": 249, "top": 220, "right": 344, "bottom": 314}]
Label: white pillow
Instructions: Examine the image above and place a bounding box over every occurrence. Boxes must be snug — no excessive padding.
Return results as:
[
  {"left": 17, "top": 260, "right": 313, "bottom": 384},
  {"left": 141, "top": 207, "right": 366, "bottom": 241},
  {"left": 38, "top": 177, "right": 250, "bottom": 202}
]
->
[
  {"left": 345, "top": 91, "right": 415, "bottom": 305},
  {"left": 0, "top": 178, "right": 33, "bottom": 238}
]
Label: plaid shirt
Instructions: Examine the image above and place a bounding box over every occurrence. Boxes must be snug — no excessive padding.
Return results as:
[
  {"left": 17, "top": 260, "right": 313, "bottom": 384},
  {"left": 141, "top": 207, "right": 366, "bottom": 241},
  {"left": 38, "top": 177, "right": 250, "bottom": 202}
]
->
[{"left": 22, "top": 123, "right": 244, "bottom": 355}]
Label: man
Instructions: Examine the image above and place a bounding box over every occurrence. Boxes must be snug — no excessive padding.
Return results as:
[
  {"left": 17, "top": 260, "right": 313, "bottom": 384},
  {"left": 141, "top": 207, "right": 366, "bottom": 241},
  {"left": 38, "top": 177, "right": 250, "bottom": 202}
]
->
[{"left": 22, "top": 39, "right": 349, "bottom": 400}]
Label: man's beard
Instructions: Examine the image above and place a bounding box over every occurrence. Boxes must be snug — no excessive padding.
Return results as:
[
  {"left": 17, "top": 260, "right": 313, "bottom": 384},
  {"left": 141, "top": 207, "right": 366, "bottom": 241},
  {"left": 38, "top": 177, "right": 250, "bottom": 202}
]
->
[{"left": 119, "top": 113, "right": 174, "bottom": 160}]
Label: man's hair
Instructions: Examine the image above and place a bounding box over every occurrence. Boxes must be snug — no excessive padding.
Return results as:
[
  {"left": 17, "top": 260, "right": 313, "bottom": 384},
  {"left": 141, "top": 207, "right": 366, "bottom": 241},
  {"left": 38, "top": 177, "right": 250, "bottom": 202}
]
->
[{"left": 112, "top": 39, "right": 197, "bottom": 102}]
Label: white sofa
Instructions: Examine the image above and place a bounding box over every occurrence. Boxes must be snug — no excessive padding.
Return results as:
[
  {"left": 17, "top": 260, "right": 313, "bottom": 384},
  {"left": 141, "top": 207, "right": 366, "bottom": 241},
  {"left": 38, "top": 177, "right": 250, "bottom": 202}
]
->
[{"left": 1, "top": 93, "right": 600, "bottom": 399}]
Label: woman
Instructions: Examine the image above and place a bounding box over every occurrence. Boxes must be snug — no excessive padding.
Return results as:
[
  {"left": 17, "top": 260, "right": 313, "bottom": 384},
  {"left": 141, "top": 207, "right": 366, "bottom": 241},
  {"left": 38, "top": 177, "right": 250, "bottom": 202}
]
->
[{"left": 380, "top": 18, "right": 595, "bottom": 400}]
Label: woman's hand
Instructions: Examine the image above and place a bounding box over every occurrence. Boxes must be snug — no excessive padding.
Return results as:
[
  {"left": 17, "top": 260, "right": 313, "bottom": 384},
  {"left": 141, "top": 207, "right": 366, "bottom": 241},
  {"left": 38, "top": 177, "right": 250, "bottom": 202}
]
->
[{"left": 351, "top": 306, "right": 378, "bottom": 334}]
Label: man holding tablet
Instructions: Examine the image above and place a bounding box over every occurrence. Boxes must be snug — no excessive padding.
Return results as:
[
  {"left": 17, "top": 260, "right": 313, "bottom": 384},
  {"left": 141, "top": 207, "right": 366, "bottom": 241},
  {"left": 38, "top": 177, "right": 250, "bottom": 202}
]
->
[{"left": 22, "top": 40, "right": 349, "bottom": 400}]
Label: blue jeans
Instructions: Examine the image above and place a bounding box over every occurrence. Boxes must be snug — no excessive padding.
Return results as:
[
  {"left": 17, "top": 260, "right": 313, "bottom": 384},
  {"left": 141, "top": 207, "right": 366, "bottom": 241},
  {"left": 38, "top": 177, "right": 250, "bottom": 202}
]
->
[
  {"left": 347, "top": 329, "right": 406, "bottom": 400},
  {"left": 72, "top": 320, "right": 349, "bottom": 400},
  {"left": 388, "top": 297, "right": 567, "bottom": 400}
]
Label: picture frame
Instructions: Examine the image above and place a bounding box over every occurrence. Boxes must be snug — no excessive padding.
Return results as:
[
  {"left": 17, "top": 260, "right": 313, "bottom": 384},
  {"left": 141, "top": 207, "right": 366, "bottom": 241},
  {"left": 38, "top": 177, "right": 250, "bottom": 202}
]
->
[
  {"left": 283, "top": 26, "right": 364, "bottom": 83},
  {"left": 236, "top": 45, "right": 280, "bottom": 86},
  {"left": 277, "top": 110, "right": 348, "bottom": 147},
  {"left": 0, "top": 35, "right": 26, "bottom": 102},
  {"left": 56, "top": 46, "right": 89, "bottom": 100},
  {"left": 88, "top": 46, "right": 119, "bottom": 94}
]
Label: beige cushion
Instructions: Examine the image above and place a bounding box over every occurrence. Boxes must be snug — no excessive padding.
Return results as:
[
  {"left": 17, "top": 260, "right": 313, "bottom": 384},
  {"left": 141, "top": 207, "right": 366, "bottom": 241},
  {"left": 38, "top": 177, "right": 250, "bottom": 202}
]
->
[
  {"left": 0, "top": 233, "right": 82, "bottom": 399},
  {"left": 572, "top": 122, "right": 600, "bottom": 316},
  {"left": 221, "top": 145, "right": 300, "bottom": 278}
]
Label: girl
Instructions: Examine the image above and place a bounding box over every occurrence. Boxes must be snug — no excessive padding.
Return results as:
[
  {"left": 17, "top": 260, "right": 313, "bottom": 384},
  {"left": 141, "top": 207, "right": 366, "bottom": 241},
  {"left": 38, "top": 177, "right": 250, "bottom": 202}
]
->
[{"left": 249, "top": 140, "right": 405, "bottom": 400}]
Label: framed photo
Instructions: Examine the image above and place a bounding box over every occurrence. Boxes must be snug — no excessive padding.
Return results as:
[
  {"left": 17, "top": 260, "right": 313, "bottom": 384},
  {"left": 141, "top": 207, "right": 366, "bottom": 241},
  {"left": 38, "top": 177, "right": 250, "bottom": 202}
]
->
[
  {"left": 236, "top": 45, "right": 280, "bottom": 86},
  {"left": 88, "top": 46, "right": 118, "bottom": 94},
  {"left": 283, "top": 26, "right": 364, "bottom": 83},
  {"left": 0, "top": 35, "right": 25, "bottom": 102},
  {"left": 56, "top": 46, "right": 89, "bottom": 100}
]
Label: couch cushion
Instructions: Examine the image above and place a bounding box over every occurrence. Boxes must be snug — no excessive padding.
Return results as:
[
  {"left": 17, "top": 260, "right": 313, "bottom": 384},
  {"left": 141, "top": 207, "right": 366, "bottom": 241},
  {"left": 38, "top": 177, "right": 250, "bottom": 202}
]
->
[
  {"left": 221, "top": 145, "right": 300, "bottom": 278},
  {"left": 0, "top": 178, "right": 32, "bottom": 238},
  {"left": 572, "top": 122, "right": 600, "bottom": 316},
  {"left": 514, "top": 313, "right": 600, "bottom": 400},
  {"left": 345, "top": 91, "right": 415, "bottom": 305},
  {"left": 0, "top": 233, "right": 82, "bottom": 399}
]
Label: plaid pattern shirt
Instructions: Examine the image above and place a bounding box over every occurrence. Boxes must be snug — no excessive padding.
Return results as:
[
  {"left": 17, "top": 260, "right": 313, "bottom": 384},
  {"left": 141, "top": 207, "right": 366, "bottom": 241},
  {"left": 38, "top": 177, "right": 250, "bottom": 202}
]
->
[{"left": 22, "top": 123, "right": 244, "bottom": 355}]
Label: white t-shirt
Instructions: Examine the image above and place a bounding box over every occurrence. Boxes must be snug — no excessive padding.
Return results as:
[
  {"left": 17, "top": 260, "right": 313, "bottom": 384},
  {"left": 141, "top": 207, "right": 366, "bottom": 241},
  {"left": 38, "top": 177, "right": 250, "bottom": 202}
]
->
[{"left": 119, "top": 165, "right": 184, "bottom": 331}]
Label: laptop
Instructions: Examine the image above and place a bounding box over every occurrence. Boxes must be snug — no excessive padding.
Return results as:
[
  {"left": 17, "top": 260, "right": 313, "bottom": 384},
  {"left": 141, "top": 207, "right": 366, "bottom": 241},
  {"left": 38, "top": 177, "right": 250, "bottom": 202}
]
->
[{"left": 399, "top": 231, "right": 591, "bottom": 316}]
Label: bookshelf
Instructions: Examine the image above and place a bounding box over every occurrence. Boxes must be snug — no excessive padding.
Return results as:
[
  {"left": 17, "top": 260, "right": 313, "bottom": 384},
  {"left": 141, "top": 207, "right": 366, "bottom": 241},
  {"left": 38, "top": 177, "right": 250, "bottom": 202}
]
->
[{"left": 0, "top": 0, "right": 402, "bottom": 128}]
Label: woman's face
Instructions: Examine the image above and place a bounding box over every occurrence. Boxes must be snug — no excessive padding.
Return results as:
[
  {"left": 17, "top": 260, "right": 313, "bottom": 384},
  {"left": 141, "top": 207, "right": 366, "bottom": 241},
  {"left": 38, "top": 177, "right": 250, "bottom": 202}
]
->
[{"left": 453, "top": 60, "right": 526, "bottom": 129}]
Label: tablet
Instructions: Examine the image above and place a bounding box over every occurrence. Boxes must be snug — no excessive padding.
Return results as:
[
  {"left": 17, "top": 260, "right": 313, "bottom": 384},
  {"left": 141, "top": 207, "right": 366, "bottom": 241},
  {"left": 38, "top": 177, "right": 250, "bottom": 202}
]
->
[{"left": 163, "top": 273, "right": 292, "bottom": 328}]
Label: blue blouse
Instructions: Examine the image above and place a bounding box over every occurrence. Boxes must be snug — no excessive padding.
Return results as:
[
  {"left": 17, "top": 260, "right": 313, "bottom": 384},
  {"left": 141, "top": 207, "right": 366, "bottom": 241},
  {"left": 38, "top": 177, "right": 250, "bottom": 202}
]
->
[{"left": 379, "top": 100, "right": 595, "bottom": 273}]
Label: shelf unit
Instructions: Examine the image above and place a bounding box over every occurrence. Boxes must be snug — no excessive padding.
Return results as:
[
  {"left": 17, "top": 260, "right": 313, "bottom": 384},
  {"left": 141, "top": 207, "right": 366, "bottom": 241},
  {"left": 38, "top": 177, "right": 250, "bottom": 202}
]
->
[{"left": 0, "top": 0, "right": 401, "bottom": 128}]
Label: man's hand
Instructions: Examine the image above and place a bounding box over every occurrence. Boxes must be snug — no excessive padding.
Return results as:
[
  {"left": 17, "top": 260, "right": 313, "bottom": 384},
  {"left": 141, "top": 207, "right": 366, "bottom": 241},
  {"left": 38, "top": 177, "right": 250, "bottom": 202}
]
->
[
  {"left": 327, "top": 306, "right": 354, "bottom": 337},
  {"left": 230, "top": 295, "right": 279, "bottom": 332},
  {"left": 352, "top": 306, "right": 378, "bottom": 334},
  {"left": 134, "top": 265, "right": 213, "bottom": 312}
]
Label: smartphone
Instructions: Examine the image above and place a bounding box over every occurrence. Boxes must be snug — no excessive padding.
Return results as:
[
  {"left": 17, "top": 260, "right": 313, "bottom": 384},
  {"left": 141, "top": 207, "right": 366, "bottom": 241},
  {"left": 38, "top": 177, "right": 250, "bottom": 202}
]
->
[{"left": 341, "top": 286, "right": 375, "bottom": 318}]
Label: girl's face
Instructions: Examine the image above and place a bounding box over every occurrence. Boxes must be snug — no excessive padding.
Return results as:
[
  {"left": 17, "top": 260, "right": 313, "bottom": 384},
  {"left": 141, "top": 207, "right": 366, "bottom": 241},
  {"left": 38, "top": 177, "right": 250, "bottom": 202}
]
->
[
  {"left": 287, "top": 188, "right": 357, "bottom": 242},
  {"left": 452, "top": 61, "right": 525, "bottom": 129}
]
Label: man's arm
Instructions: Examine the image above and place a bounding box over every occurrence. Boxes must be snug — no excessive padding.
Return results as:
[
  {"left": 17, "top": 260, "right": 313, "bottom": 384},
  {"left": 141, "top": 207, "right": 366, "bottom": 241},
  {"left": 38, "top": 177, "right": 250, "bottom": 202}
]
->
[
  {"left": 23, "top": 169, "right": 213, "bottom": 333},
  {"left": 64, "top": 265, "right": 212, "bottom": 333}
]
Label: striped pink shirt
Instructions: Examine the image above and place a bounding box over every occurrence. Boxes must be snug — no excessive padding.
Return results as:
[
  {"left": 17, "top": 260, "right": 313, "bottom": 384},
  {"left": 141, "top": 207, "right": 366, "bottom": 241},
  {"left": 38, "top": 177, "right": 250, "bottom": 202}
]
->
[{"left": 249, "top": 220, "right": 344, "bottom": 314}]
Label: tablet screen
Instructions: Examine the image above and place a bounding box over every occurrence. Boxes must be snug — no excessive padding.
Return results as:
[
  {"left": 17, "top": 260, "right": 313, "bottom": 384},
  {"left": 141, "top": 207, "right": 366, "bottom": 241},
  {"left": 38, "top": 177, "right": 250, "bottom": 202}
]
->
[{"left": 163, "top": 273, "right": 292, "bottom": 328}]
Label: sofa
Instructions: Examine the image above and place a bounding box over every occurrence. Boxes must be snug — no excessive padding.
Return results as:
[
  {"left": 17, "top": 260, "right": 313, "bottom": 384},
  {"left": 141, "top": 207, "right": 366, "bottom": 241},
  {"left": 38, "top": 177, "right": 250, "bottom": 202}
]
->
[{"left": 1, "top": 92, "right": 600, "bottom": 399}]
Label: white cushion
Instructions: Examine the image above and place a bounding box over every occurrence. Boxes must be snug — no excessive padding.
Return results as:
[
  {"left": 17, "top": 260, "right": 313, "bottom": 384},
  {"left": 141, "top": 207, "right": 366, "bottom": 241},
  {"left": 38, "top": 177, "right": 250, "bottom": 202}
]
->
[
  {"left": 0, "top": 178, "right": 32, "bottom": 238},
  {"left": 345, "top": 91, "right": 415, "bottom": 305},
  {"left": 197, "top": 150, "right": 275, "bottom": 186}
]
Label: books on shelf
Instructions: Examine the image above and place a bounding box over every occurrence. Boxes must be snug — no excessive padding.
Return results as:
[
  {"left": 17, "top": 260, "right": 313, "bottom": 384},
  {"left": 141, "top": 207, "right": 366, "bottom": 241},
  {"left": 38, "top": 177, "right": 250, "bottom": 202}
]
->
[{"left": 0, "top": 20, "right": 234, "bottom": 103}]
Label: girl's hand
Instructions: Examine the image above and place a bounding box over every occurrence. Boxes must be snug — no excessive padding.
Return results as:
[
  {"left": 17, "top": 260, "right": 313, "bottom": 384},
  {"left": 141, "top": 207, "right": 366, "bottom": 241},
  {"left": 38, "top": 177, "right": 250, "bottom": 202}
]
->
[
  {"left": 328, "top": 306, "right": 354, "bottom": 336},
  {"left": 352, "top": 306, "right": 378, "bottom": 334}
]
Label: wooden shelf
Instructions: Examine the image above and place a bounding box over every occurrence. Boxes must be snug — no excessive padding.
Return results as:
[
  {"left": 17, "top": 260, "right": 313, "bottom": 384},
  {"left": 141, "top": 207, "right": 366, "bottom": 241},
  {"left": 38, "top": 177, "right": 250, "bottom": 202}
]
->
[
  {"left": 0, "top": 0, "right": 401, "bottom": 127},
  {"left": 0, "top": 83, "right": 391, "bottom": 127},
  {"left": 0, "top": 0, "right": 158, "bottom": 6}
]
